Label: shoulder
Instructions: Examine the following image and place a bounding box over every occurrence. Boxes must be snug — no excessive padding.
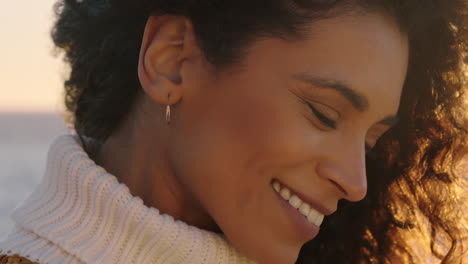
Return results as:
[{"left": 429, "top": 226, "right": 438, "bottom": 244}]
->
[{"left": 0, "top": 253, "right": 41, "bottom": 264}]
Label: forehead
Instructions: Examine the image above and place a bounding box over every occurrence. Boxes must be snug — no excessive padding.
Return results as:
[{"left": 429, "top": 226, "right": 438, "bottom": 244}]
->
[{"left": 244, "top": 12, "right": 409, "bottom": 118}]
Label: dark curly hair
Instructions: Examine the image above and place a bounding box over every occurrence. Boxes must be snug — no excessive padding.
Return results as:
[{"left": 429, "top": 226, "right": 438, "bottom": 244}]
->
[{"left": 51, "top": 0, "right": 467, "bottom": 263}]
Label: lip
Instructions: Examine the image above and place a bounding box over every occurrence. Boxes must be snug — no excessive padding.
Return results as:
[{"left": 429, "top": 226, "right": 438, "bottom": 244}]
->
[
  {"left": 273, "top": 187, "right": 320, "bottom": 240},
  {"left": 274, "top": 179, "right": 335, "bottom": 216}
]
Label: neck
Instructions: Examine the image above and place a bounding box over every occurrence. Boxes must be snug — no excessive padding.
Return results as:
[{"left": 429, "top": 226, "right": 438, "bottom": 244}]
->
[
  {"left": 93, "top": 102, "right": 221, "bottom": 233},
  {"left": 2, "top": 135, "right": 255, "bottom": 264}
]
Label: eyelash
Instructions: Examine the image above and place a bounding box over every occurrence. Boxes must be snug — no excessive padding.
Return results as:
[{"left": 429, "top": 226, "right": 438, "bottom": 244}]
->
[
  {"left": 304, "top": 101, "right": 376, "bottom": 153},
  {"left": 305, "top": 101, "right": 337, "bottom": 129}
]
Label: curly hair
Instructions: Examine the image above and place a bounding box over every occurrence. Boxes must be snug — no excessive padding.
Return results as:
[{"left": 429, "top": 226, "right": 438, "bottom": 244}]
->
[{"left": 51, "top": 0, "right": 467, "bottom": 263}]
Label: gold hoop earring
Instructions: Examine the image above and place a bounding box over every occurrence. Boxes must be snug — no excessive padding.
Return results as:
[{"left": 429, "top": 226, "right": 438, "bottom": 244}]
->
[{"left": 166, "top": 105, "right": 171, "bottom": 124}]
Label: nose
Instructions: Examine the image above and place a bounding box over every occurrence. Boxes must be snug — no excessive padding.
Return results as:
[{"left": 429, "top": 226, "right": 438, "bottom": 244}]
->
[{"left": 316, "top": 142, "right": 368, "bottom": 202}]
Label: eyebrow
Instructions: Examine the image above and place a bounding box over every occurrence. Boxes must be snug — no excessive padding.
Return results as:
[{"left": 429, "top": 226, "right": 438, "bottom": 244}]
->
[
  {"left": 294, "top": 73, "right": 369, "bottom": 111},
  {"left": 293, "top": 73, "right": 399, "bottom": 126}
]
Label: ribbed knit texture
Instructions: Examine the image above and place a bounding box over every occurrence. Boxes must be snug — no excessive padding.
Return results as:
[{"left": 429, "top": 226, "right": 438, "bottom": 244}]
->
[{"left": 0, "top": 135, "right": 257, "bottom": 264}]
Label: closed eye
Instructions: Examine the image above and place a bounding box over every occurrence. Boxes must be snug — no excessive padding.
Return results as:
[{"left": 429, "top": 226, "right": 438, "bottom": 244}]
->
[{"left": 305, "top": 101, "right": 337, "bottom": 129}]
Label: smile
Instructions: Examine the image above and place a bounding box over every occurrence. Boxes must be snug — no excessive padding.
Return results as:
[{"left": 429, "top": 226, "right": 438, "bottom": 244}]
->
[{"left": 271, "top": 179, "right": 324, "bottom": 227}]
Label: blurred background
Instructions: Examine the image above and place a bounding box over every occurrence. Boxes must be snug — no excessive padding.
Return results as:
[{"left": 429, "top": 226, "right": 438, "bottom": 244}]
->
[{"left": 0, "top": 1, "right": 69, "bottom": 239}]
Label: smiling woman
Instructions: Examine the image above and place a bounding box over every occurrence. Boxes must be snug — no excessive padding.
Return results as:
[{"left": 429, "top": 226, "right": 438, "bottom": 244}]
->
[{"left": 0, "top": 0, "right": 466, "bottom": 264}]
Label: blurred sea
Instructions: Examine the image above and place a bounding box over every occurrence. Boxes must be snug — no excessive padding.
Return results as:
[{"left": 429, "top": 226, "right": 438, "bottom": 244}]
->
[{"left": 0, "top": 112, "right": 69, "bottom": 240}]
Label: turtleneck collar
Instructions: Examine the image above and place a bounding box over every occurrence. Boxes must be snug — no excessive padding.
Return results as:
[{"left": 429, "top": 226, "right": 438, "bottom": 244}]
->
[{"left": 6, "top": 135, "right": 256, "bottom": 264}]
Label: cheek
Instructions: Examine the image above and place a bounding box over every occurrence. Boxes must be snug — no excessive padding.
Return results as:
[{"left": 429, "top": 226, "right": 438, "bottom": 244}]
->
[
  {"left": 205, "top": 78, "right": 315, "bottom": 174},
  {"left": 172, "top": 73, "right": 320, "bottom": 207},
  {"left": 168, "top": 74, "right": 326, "bottom": 258}
]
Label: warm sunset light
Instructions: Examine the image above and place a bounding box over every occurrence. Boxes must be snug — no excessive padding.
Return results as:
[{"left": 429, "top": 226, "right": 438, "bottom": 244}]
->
[
  {"left": 0, "top": 1, "right": 466, "bottom": 263},
  {"left": 0, "top": 1, "right": 64, "bottom": 112}
]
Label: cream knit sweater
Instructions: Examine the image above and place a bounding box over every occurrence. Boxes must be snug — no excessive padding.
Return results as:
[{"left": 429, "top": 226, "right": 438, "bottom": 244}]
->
[{"left": 0, "top": 135, "right": 257, "bottom": 264}]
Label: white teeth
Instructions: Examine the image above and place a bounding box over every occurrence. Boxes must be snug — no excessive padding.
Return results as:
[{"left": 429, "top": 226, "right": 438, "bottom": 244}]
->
[
  {"left": 307, "top": 208, "right": 320, "bottom": 223},
  {"left": 280, "top": 188, "right": 291, "bottom": 200},
  {"left": 315, "top": 214, "right": 324, "bottom": 226},
  {"left": 288, "top": 195, "right": 301, "bottom": 209},
  {"left": 299, "top": 203, "right": 310, "bottom": 216},
  {"left": 272, "top": 181, "right": 281, "bottom": 192},
  {"left": 272, "top": 180, "right": 325, "bottom": 227}
]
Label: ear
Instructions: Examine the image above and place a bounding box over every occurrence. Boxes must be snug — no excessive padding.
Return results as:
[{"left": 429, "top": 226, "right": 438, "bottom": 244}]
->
[{"left": 138, "top": 15, "right": 192, "bottom": 106}]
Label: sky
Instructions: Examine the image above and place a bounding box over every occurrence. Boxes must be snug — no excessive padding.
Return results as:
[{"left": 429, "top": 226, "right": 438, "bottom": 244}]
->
[
  {"left": 0, "top": 1, "right": 64, "bottom": 112},
  {"left": 1, "top": 2, "right": 466, "bottom": 113}
]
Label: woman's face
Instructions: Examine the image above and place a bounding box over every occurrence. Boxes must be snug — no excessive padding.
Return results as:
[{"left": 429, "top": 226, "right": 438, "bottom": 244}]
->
[{"left": 168, "top": 12, "right": 408, "bottom": 264}]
